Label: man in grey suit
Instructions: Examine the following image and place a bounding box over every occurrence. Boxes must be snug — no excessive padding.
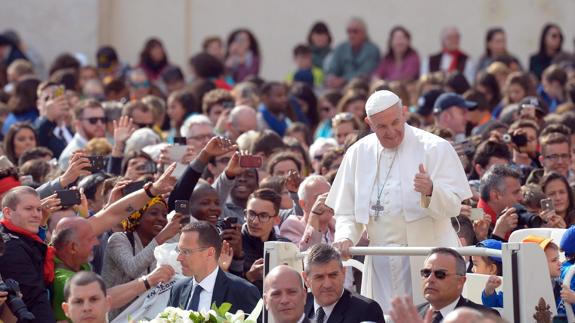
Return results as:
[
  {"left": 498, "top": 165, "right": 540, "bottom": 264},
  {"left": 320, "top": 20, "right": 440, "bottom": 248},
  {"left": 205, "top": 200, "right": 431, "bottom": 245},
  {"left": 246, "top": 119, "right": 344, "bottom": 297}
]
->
[{"left": 167, "top": 221, "right": 260, "bottom": 313}]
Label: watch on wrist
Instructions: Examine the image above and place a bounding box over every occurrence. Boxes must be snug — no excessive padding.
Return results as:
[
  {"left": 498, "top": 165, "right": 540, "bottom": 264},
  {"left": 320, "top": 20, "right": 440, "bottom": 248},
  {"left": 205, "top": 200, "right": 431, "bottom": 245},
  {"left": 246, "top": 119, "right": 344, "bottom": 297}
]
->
[{"left": 144, "top": 182, "right": 157, "bottom": 198}]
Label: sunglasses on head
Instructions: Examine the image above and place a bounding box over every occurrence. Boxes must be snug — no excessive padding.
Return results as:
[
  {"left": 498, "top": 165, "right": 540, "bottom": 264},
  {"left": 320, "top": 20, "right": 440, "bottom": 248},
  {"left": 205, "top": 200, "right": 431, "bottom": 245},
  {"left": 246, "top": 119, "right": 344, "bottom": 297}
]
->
[
  {"left": 82, "top": 117, "right": 107, "bottom": 125},
  {"left": 420, "top": 268, "right": 459, "bottom": 280}
]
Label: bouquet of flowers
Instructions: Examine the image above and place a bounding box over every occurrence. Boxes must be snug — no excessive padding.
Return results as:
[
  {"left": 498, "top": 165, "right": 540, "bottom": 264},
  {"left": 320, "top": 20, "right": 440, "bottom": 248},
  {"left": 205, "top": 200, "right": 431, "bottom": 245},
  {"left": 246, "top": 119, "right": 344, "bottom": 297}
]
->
[{"left": 139, "top": 300, "right": 263, "bottom": 323}]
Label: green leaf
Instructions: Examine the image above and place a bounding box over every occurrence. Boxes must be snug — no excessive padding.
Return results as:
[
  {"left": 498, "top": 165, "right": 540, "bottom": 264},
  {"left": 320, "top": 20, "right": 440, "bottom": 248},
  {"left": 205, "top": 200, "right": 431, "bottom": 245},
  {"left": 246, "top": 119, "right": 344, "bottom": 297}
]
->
[{"left": 218, "top": 302, "right": 232, "bottom": 316}]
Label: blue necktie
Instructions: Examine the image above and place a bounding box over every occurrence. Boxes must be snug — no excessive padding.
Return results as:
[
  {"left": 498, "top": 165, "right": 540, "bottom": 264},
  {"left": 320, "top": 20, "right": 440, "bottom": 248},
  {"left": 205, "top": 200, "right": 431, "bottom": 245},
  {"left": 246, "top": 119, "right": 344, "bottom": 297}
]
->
[{"left": 187, "top": 284, "right": 203, "bottom": 311}]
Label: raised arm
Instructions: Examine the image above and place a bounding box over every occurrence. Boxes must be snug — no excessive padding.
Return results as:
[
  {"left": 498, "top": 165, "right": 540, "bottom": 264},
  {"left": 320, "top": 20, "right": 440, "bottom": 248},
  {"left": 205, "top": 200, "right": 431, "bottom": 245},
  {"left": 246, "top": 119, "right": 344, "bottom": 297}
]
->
[{"left": 88, "top": 163, "right": 177, "bottom": 236}]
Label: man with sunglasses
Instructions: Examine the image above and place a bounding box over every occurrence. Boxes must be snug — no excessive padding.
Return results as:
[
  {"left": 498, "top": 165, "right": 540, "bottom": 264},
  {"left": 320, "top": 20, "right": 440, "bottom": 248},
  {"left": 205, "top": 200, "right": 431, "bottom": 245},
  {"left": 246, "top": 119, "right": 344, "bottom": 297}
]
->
[
  {"left": 416, "top": 248, "right": 498, "bottom": 321},
  {"left": 168, "top": 221, "right": 260, "bottom": 313},
  {"left": 58, "top": 99, "right": 107, "bottom": 170}
]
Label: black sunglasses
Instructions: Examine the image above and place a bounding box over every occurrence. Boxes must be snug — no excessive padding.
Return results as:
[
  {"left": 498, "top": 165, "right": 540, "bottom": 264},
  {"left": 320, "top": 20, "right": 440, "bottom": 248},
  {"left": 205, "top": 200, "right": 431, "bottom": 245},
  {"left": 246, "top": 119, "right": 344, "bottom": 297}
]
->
[
  {"left": 83, "top": 117, "right": 107, "bottom": 125},
  {"left": 135, "top": 122, "right": 154, "bottom": 129},
  {"left": 420, "top": 268, "right": 459, "bottom": 280}
]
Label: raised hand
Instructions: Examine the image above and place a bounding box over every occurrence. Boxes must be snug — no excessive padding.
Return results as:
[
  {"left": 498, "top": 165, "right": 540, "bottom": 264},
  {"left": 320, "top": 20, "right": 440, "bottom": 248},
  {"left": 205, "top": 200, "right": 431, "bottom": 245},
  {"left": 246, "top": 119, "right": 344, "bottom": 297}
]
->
[
  {"left": 202, "top": 136, "right": 237, "bottom": 158},
  {"left": 60, "top": 151, "right": 92, "bottom": 187},
  {"left": 40, "top": 194, "right": 62, "bottom": 226},
  {"left": 151, "top": 163, "right": 177, "bottom": 196},
  {"left": 112, "top": 116, "right": 136, "bottom": 156},
  {"left": 218, "top": 240, "right": 234, "bottom": 272},
  {"left": 413, "top": 163, "right": 433, "bottom": 196},
  {"left": 285, "top": 169, "right": 302, "bottom": 193},
  {"left": 105, "top": 179, "right": 132, "bottom": 208}
]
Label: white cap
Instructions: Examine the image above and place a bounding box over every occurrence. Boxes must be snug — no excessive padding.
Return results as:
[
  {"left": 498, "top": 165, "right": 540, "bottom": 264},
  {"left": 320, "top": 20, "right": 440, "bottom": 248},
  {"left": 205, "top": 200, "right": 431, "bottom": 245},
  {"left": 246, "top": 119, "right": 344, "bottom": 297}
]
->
[{"left": 365, "top": 90, "right": 400, "bottom": 117}]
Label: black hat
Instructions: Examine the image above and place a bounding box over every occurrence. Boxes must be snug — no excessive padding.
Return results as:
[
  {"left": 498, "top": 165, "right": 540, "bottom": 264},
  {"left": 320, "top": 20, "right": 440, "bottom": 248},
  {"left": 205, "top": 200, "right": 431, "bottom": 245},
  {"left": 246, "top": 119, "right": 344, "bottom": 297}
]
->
[
  {"left": 417, "top": 89, "right": 443, "bottom": 116},
  {"left": 433, "top": 92, "right": 478, "bottom": 114},
  {"left": 519, "top": 96, "right": 547, "bottom": 116},
  {"left": 96, "top": 46, "right": 118, "bottom": 69}
]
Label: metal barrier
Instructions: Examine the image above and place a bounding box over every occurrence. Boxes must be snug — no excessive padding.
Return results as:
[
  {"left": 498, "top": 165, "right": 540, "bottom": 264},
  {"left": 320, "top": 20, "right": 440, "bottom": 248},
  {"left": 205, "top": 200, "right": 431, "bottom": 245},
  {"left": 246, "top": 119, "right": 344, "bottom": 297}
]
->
[{"left": 263, "top": 241, "right": 558, "bottom": 323}]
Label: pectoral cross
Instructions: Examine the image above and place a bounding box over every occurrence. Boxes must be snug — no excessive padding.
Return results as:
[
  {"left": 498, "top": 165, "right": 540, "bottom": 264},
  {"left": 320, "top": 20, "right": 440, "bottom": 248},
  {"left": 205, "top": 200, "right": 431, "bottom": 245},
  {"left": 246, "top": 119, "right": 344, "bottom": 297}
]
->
[{"left": 371, "top": 199, "right": 384, "bottom": 220}]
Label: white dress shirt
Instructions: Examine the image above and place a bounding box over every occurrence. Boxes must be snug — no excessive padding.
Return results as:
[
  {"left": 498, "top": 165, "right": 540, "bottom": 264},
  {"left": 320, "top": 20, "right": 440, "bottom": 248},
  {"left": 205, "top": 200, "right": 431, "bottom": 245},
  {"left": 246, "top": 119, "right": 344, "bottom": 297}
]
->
[
  {"left": 436, "top": 297, "right": 460, "bottom": 319},
  {"left": 313, "top": 290, "right": 344, "bottom": 322},
  {"left": 190, "top": 267, "right": 219, "bottom": 312}
]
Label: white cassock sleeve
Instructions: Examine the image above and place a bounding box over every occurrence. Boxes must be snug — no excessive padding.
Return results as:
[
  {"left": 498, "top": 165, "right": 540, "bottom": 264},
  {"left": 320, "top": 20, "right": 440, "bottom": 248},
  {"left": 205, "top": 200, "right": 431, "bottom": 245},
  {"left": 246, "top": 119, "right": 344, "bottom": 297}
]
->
[
  {"left": 423, "top": 140, "right": 473, "bottom": 220},
  {"left": 326, "top": 146, "right": 365, "bottom": 245}
]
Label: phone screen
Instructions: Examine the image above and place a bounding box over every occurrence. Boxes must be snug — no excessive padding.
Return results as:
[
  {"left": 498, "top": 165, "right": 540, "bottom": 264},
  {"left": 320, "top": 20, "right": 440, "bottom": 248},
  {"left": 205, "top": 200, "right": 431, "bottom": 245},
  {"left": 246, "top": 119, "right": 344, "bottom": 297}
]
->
[{"left": 56, "top": 190, "right": 81, "bottom": 208}]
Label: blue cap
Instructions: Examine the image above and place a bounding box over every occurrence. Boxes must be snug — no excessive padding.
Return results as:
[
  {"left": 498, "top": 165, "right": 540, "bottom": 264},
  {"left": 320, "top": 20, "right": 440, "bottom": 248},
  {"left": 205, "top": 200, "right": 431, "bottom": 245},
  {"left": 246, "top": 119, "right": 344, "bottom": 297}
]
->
[
  {"left": 560, "top": 225, "right": 575, "bottom": 257},
  {"left": 433, "top": 92, "right": 478, "bottom": 114},
  {"left": 477, "top": 239, "right": 502, "bottom": 263}
]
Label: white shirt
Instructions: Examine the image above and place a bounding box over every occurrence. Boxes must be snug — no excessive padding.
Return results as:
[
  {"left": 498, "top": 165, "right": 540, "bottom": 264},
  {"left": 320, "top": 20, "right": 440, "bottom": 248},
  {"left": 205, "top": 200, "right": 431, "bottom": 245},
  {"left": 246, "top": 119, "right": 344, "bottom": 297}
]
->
[
  {"left": 313, "top": 290, "right": 343, "bottom": 322},
  {"left": 190, "top": 267, "right": 219, "bottom": 312},
  {"left": 436, "top": 297, "right": 460, "bottom": 320}
]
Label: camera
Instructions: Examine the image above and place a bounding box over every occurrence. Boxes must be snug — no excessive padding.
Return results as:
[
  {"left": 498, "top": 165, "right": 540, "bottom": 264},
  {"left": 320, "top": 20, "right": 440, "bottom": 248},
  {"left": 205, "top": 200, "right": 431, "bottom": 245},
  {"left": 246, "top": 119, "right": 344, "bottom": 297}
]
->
[
  {"left": 0, "top": 276, "right": 35, "bottom": 321},
  {"left": 503, "top": 133, "right": 528, "bottom": 147},
  {"left": 514, "top": 204, "right": 543, "bottom": 228}
]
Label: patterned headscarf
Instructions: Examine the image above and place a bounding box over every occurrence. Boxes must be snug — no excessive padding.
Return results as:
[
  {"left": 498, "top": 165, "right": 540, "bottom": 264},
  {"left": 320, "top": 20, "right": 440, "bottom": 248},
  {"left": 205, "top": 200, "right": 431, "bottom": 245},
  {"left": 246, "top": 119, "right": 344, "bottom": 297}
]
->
[{"left": 121, "top": 196, "right": 168, "bottom": 233}]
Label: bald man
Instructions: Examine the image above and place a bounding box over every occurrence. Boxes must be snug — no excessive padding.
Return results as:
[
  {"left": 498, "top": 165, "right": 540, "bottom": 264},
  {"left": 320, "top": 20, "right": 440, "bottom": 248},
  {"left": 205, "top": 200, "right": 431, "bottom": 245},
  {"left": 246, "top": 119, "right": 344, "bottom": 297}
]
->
[
  {"left": 51, "top": 217, "right": 175, "bottom": 321},
  {"left": 226, "top": 105, "right": 258, "bottom": 141},
  {"left": 264, "top": 265, "right": 309, "bottom": 323}
]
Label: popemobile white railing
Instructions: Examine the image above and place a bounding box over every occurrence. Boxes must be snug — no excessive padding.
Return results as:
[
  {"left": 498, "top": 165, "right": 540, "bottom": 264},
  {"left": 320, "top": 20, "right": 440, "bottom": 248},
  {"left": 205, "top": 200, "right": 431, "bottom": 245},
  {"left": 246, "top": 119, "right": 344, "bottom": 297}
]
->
[{"left": 263, "top": 241, "right": 567, "bottom": 323}]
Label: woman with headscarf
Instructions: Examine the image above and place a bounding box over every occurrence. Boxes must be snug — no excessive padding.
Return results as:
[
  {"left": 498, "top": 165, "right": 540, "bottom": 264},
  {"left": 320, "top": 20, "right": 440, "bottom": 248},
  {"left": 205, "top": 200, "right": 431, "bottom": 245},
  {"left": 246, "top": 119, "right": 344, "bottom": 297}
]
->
[{"left": 102, "top": 195, "right": 182, "bottom": 317}]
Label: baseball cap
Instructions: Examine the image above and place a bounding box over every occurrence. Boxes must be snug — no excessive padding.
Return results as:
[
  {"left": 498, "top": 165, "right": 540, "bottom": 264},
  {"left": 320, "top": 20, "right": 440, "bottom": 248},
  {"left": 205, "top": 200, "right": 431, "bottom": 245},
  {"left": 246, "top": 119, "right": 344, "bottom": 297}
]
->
[
  {"left": 519, "top": 96, "right": 547, "bottom": 116},
  {"left": 417, "top": 89, "right": 443, "bottom": 117},
  {"left": 96, "top": 46, "right": 118, "bottom": 69},
  {"left": 522, "top": 235, "right": 553, "bottom": 250},
  {"left": 476, "top": 239, "right": 502, "bottom": 263},
  {"left": 433, "top": 92, "right": 478, "bottom": 114},
  {"left": 561, "top": 225, "right": 575, "bottom": 257}
]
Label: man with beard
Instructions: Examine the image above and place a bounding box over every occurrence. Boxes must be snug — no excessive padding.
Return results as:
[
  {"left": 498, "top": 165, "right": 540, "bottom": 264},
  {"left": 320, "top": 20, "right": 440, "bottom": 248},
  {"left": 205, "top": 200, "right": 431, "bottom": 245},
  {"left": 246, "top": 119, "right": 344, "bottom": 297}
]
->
[{"left": 59, "top": 99, "right": 107, "bottom": 169}]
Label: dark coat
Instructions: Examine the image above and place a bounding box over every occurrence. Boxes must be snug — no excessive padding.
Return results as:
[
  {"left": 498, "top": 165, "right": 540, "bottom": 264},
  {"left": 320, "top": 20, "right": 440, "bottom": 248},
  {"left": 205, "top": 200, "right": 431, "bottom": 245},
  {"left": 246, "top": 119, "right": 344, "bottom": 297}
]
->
[
  {"left": 0, "top": 225, "right": 56, "bottom": 323},
  {"left": 34, "top": 116, "right": 72, "bottom": 159},
  {"left": 167, "top": 268, "right": 261, "bottom": 314},
  {"left": 304, "top": 289, "right": 385, "bottom": 323},
  {"left": 416, "top": 296, "right": 500, "bottom": 320}
]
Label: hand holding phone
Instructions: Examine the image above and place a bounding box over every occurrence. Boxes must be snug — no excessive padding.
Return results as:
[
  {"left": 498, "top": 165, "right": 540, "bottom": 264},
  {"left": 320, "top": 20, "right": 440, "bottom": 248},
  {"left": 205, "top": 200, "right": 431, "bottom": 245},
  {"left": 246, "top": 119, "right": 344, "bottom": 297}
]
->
[
  {"left": 541, "top": 198, "right": 555, "bottom": 213},
  {"left": 175, "top": 200, "right": 191, "bottom": 224},
  {"left": 239, "top": 155, "right": 262, "bottom": 169},
  {"left": 56, "top": 190, "right": 81, "bottom": 208},
  {"left": 469, "top": 208, "right": 485, "bottom": 221},
  {"left": 122, "top": 180, "right": 146, "bottom": 195}
]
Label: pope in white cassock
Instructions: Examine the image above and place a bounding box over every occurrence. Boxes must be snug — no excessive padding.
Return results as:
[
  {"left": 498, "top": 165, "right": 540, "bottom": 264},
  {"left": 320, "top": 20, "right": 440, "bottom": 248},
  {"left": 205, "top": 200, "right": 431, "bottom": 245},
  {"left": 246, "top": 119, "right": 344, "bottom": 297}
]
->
[{"left": 326, "top": 90, "right": 472, "bottom": 313}]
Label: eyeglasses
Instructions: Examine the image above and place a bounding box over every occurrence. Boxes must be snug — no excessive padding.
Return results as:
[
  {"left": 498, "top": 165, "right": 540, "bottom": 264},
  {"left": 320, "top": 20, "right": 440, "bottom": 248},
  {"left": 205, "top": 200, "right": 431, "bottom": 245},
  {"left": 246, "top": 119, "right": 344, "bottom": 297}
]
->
[
  {"left": 319, "top": 106, "right": 332, "bottom": 113},
  {"left": 245, "top": 210, "right": 276, "bottom": 223},
  {"left": 347, "top": 28, "right": 361, "bottom": 34},
  {"left": 188, "top": 134, "right": 214, "bottom": 142},
  {"left": 545, "top": 154, "right": 571, "bottom": 162},
  {"left": 420, "top": 268, "right": 462, "bottom": 280},
  {"left": 313, "top": 155, "right": 324, "bottom": 161},
  {"left": 82, "top": 117, "right": 107, "bottom": 125},
  {"left": 134, "top": 122, "right": 154, "bottom": 129},
  {"left": 175, "top": 246, "right": 208, "bottom": 256}
]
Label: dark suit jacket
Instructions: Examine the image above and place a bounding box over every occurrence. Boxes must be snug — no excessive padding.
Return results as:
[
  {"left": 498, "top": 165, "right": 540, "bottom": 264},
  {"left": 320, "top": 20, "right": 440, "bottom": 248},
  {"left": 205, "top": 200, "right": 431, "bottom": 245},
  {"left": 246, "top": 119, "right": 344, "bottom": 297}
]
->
[
  {"left": 168, "top": 268, "right": 261, "bottom": 314},
  {"left": 416, "top": 296, "right": 500, "bottom": 320},
  {"left": 304, "top": 289, "right": 385, "bottom": 323},
  {"left": 34, "top": 116, "right": 72, "bottom": 158}
]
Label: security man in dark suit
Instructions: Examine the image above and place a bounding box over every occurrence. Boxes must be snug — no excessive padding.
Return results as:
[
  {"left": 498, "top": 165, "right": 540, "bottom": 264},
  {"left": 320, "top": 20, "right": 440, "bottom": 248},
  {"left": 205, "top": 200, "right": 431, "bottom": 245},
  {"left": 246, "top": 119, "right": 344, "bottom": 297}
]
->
[
  {"left": 264, "top": 265, "right": 310, "bottom": 323},
  {"left": 416, "top": 247, "right": 499, "bottom": 322},
  {"left": 303, "top": 244, "right": 385, "bottom": 323},
  {"left": 168, "top": 221, "right": 260, "bottom": 314}
]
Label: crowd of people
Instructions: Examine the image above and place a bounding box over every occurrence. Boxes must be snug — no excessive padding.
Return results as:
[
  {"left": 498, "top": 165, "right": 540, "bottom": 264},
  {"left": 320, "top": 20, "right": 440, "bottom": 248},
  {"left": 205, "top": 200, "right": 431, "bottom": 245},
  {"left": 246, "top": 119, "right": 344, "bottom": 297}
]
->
[{"left": 0, "top": 16, "right": 574, "bottom": 323}]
